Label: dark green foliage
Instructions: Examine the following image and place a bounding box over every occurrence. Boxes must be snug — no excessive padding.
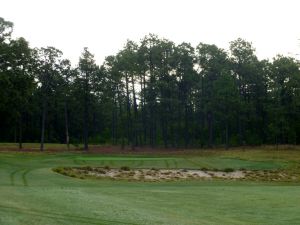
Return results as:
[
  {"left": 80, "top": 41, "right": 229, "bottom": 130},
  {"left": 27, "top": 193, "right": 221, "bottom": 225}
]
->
[
  {"left": 223, "top": 168, "right": 235, "bottom": 172},
  {"left": 1, "top": 17, "right": 300, "bottom": 148},
  {"left": 120, "top": 166, "right": 130, "bottom": 171}
]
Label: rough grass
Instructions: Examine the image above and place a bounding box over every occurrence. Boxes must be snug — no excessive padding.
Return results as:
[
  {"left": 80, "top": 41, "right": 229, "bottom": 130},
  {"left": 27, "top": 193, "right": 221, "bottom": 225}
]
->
[{"left": 0, "top": 147, "right": 300, "bottom": 224}]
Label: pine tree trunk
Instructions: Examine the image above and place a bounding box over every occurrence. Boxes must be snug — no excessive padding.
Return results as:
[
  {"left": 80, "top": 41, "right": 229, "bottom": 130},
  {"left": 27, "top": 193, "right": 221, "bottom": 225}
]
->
[
  {"left": 131, "top": 74, "right": 138, "bottom": 149},
  {"left": 208, "top": 111, "right": 213, "bottom": 148},
  {"left": 83, "top": 105, "right": 89, "bottom": 150},
  {"left": 83, "top": 74, "right": 89, "bottom": 151},
  {"left": 111, "top": 96, "right": 116, "bottom": 145},
  {"left": 225, "top": 120, "right": 229, "bottom": 150},
  {"left": 14, "top": 124, "right": 17, "bottom": 143},
  {"left": 125, "top": 72, "right": 132, "bottom": 147},
  {"left": 184, "top": 103, "right": 189, "bottom": 148},
  {"left": 117, "top": 87, "right": 125, "bottom": 149},
  {"left": 142, "top": 72, "right": 147, "bottom": 145},
  {"left": 64, "top": 101, "right": 70, "bottom": 150},
  {"left": 18, "top": 115, "right": 23, "bottom": 150},
  {"left": 40, "top": 99, "right": 46, "bottom": 151}
]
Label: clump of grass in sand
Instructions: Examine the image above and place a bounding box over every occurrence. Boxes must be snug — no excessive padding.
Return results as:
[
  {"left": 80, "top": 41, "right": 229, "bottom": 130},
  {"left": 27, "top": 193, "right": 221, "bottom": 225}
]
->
[
  {"left": 83, "top": 166, "right": 93, "bottom": 171},
  {"left": 96, "top": 168, "right": 106, "bottom": 174},
  {"left": 120, "top": 166, "right": 130, "bottom": 171},
  {"left": 223, "top": 168, "right": 235, "bottom": 173}
]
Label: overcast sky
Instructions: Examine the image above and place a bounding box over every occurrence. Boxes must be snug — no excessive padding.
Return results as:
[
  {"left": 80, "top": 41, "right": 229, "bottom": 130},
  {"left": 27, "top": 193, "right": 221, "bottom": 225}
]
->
[{"left": 1, "top": 0, "right": 300, "bottom": 65}]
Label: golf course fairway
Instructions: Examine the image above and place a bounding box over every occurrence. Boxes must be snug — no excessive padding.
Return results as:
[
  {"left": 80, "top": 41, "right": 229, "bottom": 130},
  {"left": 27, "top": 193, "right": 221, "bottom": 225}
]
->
[{"left": 0, "top": 149, "right": 300, "bottom": 225}]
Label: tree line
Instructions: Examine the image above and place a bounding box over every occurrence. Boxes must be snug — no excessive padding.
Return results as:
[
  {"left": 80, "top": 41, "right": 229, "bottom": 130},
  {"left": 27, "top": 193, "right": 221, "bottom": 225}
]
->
[{"left": 0, "top": 17, "right": 300, "bottom": 150}]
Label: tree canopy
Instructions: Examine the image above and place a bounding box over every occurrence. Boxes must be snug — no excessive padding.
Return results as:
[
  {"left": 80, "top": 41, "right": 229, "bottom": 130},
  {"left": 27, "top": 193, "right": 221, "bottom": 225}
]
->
[{"left": 1, "top": 17, "right": 300, "bottom": 149}]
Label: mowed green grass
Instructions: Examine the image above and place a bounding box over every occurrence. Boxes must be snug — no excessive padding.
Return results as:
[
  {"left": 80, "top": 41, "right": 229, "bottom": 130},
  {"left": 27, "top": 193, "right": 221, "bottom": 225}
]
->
[{"left": 0, "top": 149, "right": 300, "bottom": 225}]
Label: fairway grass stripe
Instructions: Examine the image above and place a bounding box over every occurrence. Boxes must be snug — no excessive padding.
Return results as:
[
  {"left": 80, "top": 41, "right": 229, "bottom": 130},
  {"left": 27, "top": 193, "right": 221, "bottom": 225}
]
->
[
  {"left": 169, "top": 159, "right": 177, "bottom": 168},
  {"left": 184, "top": 157, "right": 203, "bottom": 167},
  {"left": 165, "top": 160, "right": 170, "bottom": 168},
  {"left": 22, "top": 169, "right": 31, "bottom": 186},
  {"left": 109, "top": 160, "right": 114, "bottom": 166},
  {"left": 10, "top": 168, "right": 23, "bottom": 186},
  {"left": 174, "top": 160, "right": 178, "bottom": 168},
  {"left": 131, "top": 160, "right": 140, "bottom": 167},
  {"left": 127, "top": 160, "right": 133, "bottom": 167},
  {"left": 73, "top": 159, "right": 82, "bottom": 165},
  {"left": 0, "top": 204, "right": 138, "bottom": 225},
  {"left": 9, "top": 168, "right": 31, "bottom": 187},
  {"left": 135, "top": 160, "right": 143, "bottom": 168}
]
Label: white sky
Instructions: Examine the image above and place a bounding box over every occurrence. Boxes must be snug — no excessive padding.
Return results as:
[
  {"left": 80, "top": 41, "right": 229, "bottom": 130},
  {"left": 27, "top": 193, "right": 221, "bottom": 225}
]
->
[{"left": 1, "top": 0, "right": 300, "bottom": 65}]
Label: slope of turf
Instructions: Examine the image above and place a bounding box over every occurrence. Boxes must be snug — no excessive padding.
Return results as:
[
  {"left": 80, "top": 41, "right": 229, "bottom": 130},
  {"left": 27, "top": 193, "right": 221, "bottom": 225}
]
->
[{"left": 0, "top": 149, "right": 300, "bottom": 225}]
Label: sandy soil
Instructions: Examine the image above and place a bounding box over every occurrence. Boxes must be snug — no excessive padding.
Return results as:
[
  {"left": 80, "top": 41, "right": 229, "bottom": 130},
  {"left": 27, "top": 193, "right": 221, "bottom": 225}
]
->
[{"left": 74, "top": 167, "right": 246, "bottom": 181}]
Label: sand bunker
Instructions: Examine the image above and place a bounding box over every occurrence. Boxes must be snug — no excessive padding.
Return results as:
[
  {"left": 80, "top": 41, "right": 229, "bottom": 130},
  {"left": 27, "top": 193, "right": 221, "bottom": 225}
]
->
[
  {"left": 63, "top": 167, "right": 246, "bottom": 181},
  {"left": 54, "top": 166, "right": 300, "bottom": 182}
]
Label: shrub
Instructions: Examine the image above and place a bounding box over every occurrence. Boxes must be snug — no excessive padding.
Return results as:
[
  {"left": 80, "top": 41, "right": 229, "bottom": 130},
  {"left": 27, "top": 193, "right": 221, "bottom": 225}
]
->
[
  {"left": 120, "top": 166, "right": 130, "bottom": 171},
  {"left": 84, "top": 166, "right": 93, "bottom": 171},
  {"left": 97, "top": 169, "right": 106, "bottom": 174},
  {"left": 128, "top": 171, "right": 135, "bottom": 176},
  {"left": 104, "top": 165, "right": 110, "bottom": 170},
  {"left": 224, "top": 168, "right": 234, "bottom": 172},
  {"left": 53, "top": 167, "right": 63, "bottom": 173}
]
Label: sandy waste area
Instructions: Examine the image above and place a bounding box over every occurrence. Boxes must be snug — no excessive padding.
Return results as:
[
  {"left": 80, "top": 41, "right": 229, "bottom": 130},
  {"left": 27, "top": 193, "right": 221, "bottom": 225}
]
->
[{"left": 74, "top": 167, "right": 246, "bottom": 181}]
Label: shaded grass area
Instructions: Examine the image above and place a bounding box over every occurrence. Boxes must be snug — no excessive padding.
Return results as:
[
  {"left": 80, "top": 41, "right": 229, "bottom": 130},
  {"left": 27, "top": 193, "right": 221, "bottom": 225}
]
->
[
  {"left": 0, "top": 148, "right": 300, "bottom": 224},
  {"left": 0, "top": 143, "right": 112, "bottom": 151},
  {"left": 0, "top": 143, "right": 79, "bottom": 150}
]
